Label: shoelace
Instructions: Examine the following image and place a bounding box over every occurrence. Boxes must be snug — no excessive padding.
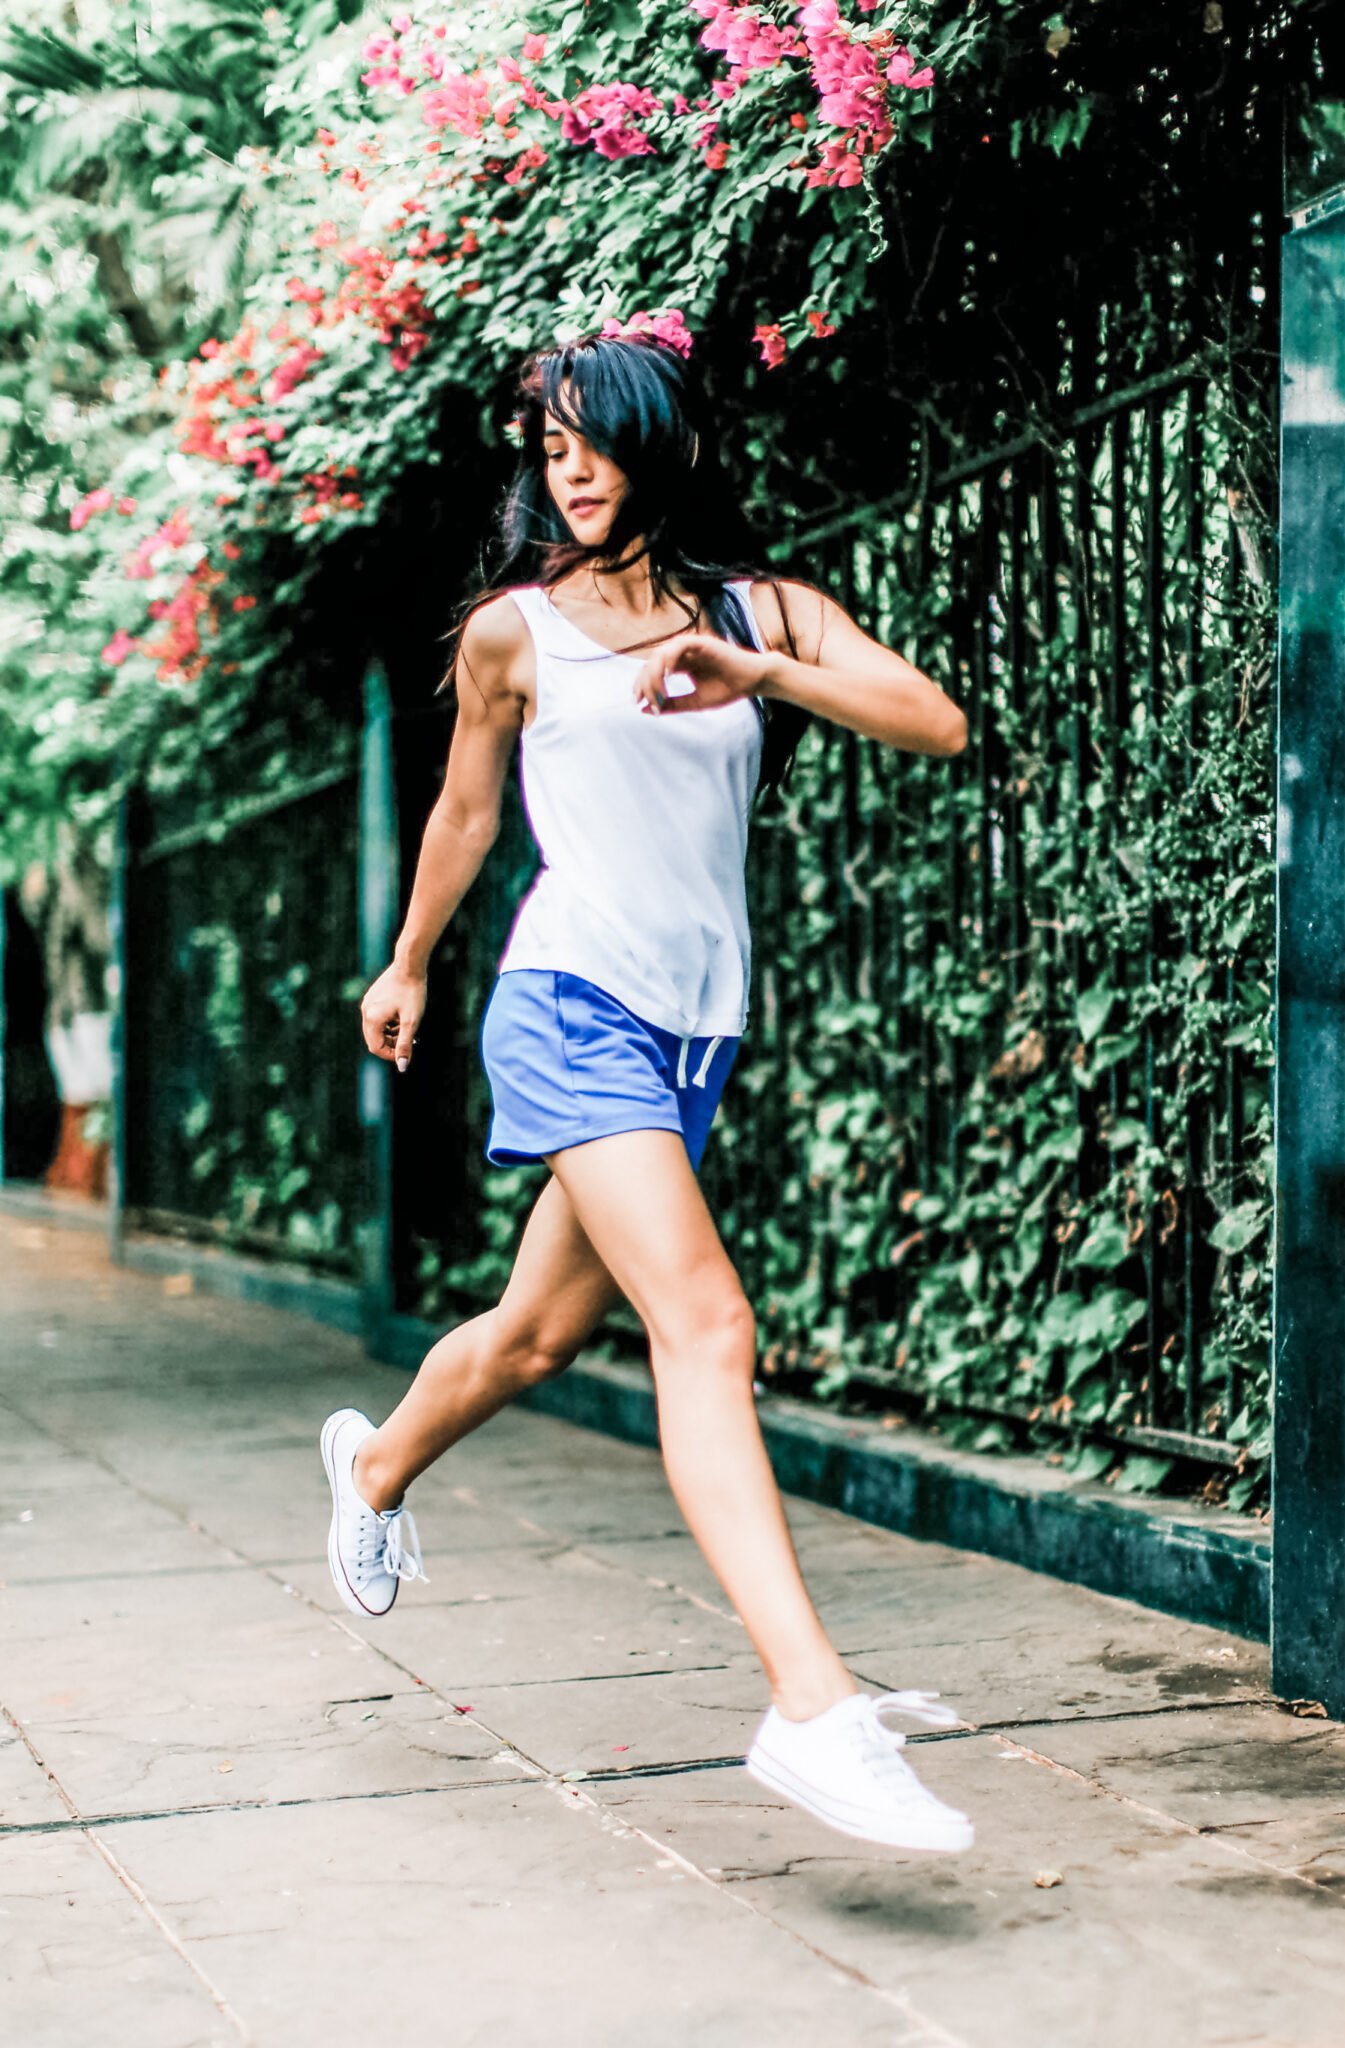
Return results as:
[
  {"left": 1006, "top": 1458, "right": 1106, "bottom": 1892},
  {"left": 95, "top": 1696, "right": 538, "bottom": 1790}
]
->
[
  {"left": 851, "top": 1690, "right": 961, "bottom": 1785},
  {"left": 355, "top": 1504, "right": 430, "bottom": 1584}
]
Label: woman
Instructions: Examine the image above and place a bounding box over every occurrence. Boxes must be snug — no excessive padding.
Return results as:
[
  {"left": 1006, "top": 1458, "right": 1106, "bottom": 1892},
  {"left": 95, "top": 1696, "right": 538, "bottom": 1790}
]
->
[{"left": 321, "top": 322, "right": 974, "bottom": 1852}]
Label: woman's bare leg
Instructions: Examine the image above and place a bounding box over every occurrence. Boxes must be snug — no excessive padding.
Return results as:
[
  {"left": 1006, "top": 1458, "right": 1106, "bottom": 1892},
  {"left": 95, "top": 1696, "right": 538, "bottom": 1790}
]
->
[
  {"left": 354, "top": 1174, "right": 623, "bottom": 1512},
  {"left": 543, "top": 1129, "right": 857, "bottom": 1722}
]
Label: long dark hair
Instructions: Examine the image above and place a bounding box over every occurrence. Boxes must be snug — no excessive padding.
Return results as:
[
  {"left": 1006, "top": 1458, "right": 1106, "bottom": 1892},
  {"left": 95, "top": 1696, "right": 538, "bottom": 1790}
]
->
[{"left": 437, "top": 328, "right": 810, "bottom": 798}]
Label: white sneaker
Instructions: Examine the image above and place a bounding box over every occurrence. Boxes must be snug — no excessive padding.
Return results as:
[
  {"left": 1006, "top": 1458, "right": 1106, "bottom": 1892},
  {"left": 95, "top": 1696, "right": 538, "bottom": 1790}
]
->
[
  {"left": 744, "top": 1688, "right": 975, "bottom": 1851},
  {"left": 320, "top": 1407, "right": 429, "bottom": 1618}
]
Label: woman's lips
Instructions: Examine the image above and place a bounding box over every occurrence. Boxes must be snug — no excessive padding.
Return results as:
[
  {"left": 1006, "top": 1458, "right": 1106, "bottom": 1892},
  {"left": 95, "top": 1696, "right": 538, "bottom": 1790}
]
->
[{"left": 569, "top": 498, "right": 602, "bottom": 514}]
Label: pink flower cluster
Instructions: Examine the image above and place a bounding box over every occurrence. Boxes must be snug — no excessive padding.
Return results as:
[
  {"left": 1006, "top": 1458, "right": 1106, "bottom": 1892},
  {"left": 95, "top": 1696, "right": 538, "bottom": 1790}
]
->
[
  {"left": 689, "top": 1, "right": 799, "bottom": 82},
  {"left": 798, "top": 0, "right": 888, "bottom": 133},
  {"left": 361, "top": 19, "right": 661, "bottom": 167},
  {"left": 69, "top": 487, "right": 136, "bottom": 531},
  {"left": 360, "top": 13, "right": 450, "bottom": 95},
  {"left": 560, "top": 80, "right": 661, "bottom": 160},
  {"left": 599, "top": 308, "right": 695, "bottom": 357},
  {"left": 423, "top": 70, "right": 494, "bottom": 136},
  {"left": 125, "top": 510, "right": 194, "bottom": 580},
  {"left": 794, "top": 0, "right": 932, "bottom": 186},
  {"left": 506, "top": 64, "right": 662, "bottom": 161}
]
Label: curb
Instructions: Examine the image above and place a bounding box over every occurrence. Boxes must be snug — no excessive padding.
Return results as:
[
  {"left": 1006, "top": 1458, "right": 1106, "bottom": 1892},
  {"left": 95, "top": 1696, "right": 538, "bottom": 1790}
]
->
[
  {"left": 372, "top": 1313, "right": 1270, "bottom": 1645},
  {"left": 59, "top": 1198, "right": 1269, "bottom": 1645}
]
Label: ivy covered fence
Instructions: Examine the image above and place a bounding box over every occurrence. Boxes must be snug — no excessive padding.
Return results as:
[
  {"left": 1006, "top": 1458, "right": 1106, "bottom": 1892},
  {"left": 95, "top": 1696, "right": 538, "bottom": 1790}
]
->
[{"left": 1, "top": 0, "right": 1308, "bottom": 1512}]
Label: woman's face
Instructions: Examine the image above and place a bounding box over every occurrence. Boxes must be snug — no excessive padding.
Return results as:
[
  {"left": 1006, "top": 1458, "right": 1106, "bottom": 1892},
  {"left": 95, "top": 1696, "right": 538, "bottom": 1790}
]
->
[{"left": 542, "top": 408, "right": 630, "bottom": 549}]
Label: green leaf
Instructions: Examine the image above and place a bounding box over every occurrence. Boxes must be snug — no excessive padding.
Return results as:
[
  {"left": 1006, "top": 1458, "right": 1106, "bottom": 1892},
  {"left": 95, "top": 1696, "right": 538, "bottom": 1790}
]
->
[
  {"left": 1209, "top": 1201, "right": 1268, "bottom": 1254},
  {"left": 1077, "top": 979, "right": 1113, "bottom": 1044},
  {"left": 1064, "top": 1441, "right": 1114, "bottom": 1483},
  {"left": 1111, "top": 1453, "right": 1175, "bottom": 1496},
  {"left": 1074, "top": 1216, "right": 1131, "bottom": 1271}
]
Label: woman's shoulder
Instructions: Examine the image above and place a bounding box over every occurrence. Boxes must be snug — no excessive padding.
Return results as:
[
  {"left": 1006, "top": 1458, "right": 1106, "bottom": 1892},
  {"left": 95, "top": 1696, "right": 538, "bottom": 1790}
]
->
[
  {"left": 460, "top": 587, "right": 539, "bottom": 658},
  {"left": 735, "top": 577, "right": 831, "bottom": 662}
]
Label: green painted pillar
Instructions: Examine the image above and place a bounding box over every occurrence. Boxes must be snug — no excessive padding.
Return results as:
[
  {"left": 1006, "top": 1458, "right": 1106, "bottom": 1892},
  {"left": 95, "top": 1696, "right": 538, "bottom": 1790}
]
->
[
  {"left": 1271, "top": 185, "right": 1345, "bottom": 1715},
  {"left": 358, "top": 661, "right": 398, "bottom": 1336}
]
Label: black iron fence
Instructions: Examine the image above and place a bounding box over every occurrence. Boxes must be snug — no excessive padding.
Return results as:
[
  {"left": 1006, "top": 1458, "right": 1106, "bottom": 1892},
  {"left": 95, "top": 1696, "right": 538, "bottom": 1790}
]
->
[
  {"left": 106, "top": 369, "right": 1274, "bottom": 1488},
  {"left": 697, "top": 365, "right": 1273, "bottom": 1473},
  {"left": 116, "top": 724, "right": 365, "bottom": 1274}
]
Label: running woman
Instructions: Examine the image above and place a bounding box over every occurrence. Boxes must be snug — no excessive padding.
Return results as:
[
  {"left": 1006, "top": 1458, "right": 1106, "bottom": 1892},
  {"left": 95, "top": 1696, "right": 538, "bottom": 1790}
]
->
[{"left": 321, "top": 322, "right": 973, "bottom": 1852}]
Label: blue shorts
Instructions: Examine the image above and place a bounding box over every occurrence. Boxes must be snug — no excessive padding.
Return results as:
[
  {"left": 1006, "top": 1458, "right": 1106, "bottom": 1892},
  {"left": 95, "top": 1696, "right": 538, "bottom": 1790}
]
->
[{"left": 480, "top": 969, "right": 740, "bottom": 1171}]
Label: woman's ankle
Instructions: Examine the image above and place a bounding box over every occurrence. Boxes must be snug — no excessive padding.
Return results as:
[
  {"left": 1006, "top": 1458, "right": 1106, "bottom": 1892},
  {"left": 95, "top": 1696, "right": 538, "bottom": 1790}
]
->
[
  {"left": 771, "top": 1671, "right": 861, "bottom": 1723},
  {"left": 352, "top": 1435, "right": 405, "bottom": 1516}
]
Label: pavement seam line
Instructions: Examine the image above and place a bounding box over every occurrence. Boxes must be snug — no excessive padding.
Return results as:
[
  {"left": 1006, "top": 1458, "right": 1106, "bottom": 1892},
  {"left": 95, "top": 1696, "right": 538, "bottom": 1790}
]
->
[
  {"left": 0, "top": 1703, "right": 256, "bottom": 2042},
  {"left": 448, "top": 1482, "right": 748, "bottom": 1625},
  {"left": 541, "top": 1772, "right": 977, "bottom": 2048},
  {"left": 993, "top": 1733, "right": 1345, "bottom": 1903}
]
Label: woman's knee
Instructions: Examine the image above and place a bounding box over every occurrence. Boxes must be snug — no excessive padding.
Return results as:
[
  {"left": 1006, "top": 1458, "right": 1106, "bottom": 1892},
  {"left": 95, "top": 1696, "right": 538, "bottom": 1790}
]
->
[
  {"left": 491, "top": 1305, "right": 587, "bottom": 1385},
  {"left": 649, "top": 1289, "right": 757, "bottom": 1376}
]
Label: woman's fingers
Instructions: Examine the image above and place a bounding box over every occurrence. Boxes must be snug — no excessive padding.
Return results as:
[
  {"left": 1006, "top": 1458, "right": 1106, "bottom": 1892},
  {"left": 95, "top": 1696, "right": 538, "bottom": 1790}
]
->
[
  {"left": 633, "top": 634, "right": 712, "bottom": 715},
  {"left": 359, "top": 973, "right": 426, "bottom": 1067}
]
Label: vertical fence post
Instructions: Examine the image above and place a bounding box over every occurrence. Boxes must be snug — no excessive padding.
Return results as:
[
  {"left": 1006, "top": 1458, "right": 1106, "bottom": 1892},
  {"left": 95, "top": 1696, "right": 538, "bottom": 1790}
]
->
[
  {"left": 107, "top": 792, "right": 131, "bottom": 1262},
  {"left": 358, "top": 660, "right": 398, "bottom": 1340},
  {"left": 1271, "top": 190, "right": 1345, "bottom": 1716}
]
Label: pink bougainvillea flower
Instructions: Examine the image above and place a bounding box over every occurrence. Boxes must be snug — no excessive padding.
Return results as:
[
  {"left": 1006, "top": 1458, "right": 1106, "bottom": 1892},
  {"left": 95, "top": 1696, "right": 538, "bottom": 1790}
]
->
[
  {"left": 599, "top": 307, "right": 694, "bottom": 358},
  {"left": 796, "top": 0, "right": 842, "bottom": 37},
  {"left": 125, "top": 510, "right": 193, "bottom": 579},
  {"left": 805, "top": 134, "right": 866, "bottom": 185},
  {"left": 690, "top": 1, "right": 795, "bottom": 80},
  {"left": 560, "top": 80, "right": 661, "bottom": 160},
  {"left": 423, "top": 70, "right": 494, "bottom": 135},
  {"left": 753, "top": 322, "right": 787, "bottom": 369},
  {"left": 503, "top": 142, "right": 548, "bottom": 184},
  {"left": 521, "top": 30, "right": 546, "bottom": 59},
  {"left": 806, "top": 308, "right": 837, "bottom": 336},
  {"left": 232, "top": 594, "right": 257, "bottom": 612},
  {"left": 101, "top": 628, "right": 137, "bottom": 666},
  {"left": 70, "top": 486, "right": 114, "bottom": 531},
  {"left": 116, "top": 496, "right": 136, "bottom": 515},
  {"left": 886, "top": 44, "right": 934, "bottom": 88}
]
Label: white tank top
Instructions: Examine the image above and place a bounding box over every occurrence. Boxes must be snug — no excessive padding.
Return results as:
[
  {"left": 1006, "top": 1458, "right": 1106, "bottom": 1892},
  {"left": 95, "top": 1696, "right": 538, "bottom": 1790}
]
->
[{"left": 496, "top": 579, "right": 767, "bottom": 1038}]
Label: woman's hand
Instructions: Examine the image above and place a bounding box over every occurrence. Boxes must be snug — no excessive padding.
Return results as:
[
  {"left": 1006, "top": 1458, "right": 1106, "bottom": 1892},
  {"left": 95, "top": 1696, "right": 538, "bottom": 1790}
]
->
[
  {"left": 360, "top": 963, "right": 427, "bottom": 1073},
  {"left": 632, "top": 632, "right": 767, "bottom": 716}
]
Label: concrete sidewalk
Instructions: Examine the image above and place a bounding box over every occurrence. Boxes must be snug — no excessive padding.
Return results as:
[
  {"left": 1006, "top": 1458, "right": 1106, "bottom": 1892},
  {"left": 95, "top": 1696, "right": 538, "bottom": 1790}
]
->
[{"left": 2, "top": 1210, "right": 1343, "bottom": 2048}]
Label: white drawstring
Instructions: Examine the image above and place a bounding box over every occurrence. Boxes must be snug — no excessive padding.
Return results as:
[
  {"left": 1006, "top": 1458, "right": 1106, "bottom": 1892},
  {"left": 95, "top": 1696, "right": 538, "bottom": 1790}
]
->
[
  {"left": 692, "top": 1035, "right": 722, "bottom": 1088},
  {"left": 676, "top": 1034, "right": 723, "bottom": 1090}
]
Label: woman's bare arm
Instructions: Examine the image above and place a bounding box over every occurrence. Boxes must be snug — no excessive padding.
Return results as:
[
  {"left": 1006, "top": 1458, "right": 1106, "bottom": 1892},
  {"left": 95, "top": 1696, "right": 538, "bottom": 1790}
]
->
[
  {"left": 629, "top": 578, "right": 967, "bottom": 757},
  {"left": 361, "top": 597, "right": 528, "bottom": 1068},
  {"left": 753, "top": 580, "right": 967, "bottom": 756}
]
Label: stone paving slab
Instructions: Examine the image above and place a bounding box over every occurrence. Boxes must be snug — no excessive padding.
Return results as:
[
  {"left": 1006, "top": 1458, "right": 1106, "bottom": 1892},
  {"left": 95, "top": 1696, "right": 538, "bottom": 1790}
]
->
[
  {"left": 599, "top": 1740, "right": 1345, "bottom": 2048},
  {"left": 99, "top": 1786, "right": 924, "bottom": 2048},
  {"left": 2, "top": 1568, "right": 398, "bottom": 1719},
  {"left": 1009, "top": 1703, "right": 1345, "bottom": 1835},
  {"left": 1, "top": 1206, "right": 1341, "bottom": 2048},
  {"left": 0, "top": 1723, "right": 71, "bottom": 1829},
  {"left": 0, "top": 1825, "right": 236, "bottom": 2048},
  {"left": 8, "top": 1689, "right": 529, "bottom": 1823}
]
